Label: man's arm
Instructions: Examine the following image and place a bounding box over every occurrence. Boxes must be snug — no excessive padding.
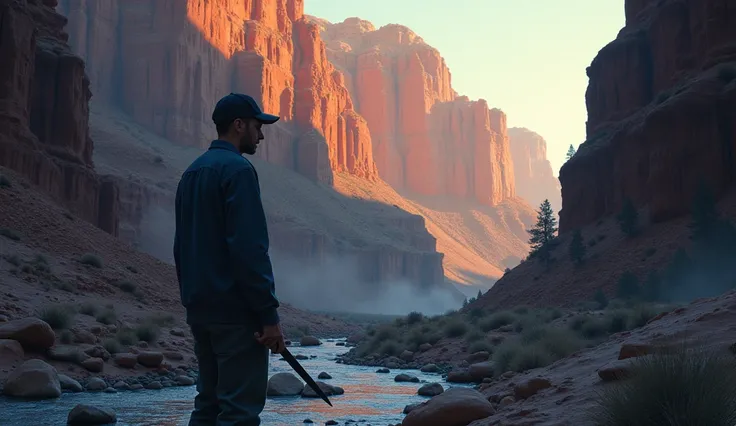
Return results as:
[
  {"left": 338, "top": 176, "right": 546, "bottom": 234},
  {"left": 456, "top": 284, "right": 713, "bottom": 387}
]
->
[{"left": 223, "top": 164, "right": 280, "bottom": 326}]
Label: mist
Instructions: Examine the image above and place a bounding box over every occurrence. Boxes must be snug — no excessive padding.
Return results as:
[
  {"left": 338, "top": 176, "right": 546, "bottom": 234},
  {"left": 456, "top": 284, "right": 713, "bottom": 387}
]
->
[{"left": 134, "top": 205, "right": 460, "bottom": 316}]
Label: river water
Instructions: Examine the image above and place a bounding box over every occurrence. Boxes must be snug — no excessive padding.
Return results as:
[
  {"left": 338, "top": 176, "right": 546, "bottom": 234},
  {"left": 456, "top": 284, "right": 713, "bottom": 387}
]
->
[{"left": 1, "top": 339, "right": 467, "bottom": 425}]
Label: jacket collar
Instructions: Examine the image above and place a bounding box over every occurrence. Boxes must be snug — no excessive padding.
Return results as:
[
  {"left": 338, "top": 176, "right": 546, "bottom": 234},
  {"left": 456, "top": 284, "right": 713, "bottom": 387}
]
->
[{"left": 209, "top": 140, "right": 240, "bottom": 155}]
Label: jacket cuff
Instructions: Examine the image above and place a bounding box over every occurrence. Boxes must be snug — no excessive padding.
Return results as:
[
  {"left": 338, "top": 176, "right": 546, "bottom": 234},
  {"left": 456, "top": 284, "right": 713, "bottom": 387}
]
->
[{"left": 259, "top": 308, "right": 280, "bottom": 326}]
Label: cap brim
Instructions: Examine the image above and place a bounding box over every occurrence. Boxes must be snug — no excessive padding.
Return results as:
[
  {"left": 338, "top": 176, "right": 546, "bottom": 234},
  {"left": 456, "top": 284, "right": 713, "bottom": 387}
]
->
[{"left": 255, "top": 113, "right": 280, "bottom": 124}]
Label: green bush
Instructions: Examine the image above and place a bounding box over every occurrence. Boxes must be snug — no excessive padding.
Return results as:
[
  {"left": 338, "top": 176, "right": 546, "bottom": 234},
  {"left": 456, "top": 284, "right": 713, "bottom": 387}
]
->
[
  {"left": 38, "top": 304, "right": 76, "bottom": 330},
  {"left": 95, "top": 309, "right": 117, "bottom": 325},
  {"left": 591, "top": 347, "right": 736, "bottom": 425},
  {"left": 443, "top": 319, "right": 469, "bottom": 338},
  {"left": 79, "top": 253, "right": 103, "bottom": 268},
  {"left": 479, "top": 311, "right": 516, "bottom": 331}
]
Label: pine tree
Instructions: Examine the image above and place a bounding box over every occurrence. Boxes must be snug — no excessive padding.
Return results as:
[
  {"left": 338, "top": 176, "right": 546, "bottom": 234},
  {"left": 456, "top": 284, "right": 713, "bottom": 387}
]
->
[
  {"left": 569, "top": 229, "right": 585, "bottom": 264},
  {"left": 528, "top": 199, "right": 558, "bottom": 261},
  {"left": 617, "top": 198, "right": 639, "bottom": 237},
  {"left": 462, "top": 297, "right": 469, "bottom": 308},
  {"left": 565, "top": 144, "right": 576, "bottom": 161},
  {"left": 476, "top": 289, "right": 483, "bottom": 300}
]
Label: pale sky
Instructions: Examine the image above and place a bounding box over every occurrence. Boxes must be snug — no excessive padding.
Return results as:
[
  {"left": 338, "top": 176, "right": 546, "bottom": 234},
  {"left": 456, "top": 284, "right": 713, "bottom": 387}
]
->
[{"left": 305, "top": 0, "right": 625, "bottom": 176}]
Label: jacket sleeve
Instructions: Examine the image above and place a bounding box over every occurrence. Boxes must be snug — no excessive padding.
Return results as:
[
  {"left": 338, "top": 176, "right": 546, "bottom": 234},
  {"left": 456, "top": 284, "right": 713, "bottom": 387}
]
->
[{"left": 222, "top": 164, "right": 280, "bottom": 326}]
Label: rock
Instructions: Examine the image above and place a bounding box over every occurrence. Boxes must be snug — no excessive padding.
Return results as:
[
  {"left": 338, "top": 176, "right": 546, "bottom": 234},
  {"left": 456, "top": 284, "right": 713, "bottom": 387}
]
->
[
  {"left": 394, "top": 373, "right": 419, "bottom": 383},
  {"left": 446, "top": 369, "right": 474, "bottom": 383},
  {"left": 403, "top": 403, "right": 421, "bottom": 414},
  {"left": 468, "top": 361, "right": 495, "bottom": 381},
  {"left": 0, "top": 339, "right": 24, "bottom": 361},
  {"left": 418, "top": 343, "right": 432, "bottom": 352},
  {"left": 402, "top": 387, "right": 495, "bottom": 426},
  {"left": 2, "top": 359, "right": 61, "bottom": 399},
  {"left": 163, "top": 351, "right": 184, "bottom": 361},
  {"left": 0, "top": 318, "right": 55, "bottom": 351},
  {"left": 376, "top": 368, "right": 390, "bottom": 374},
  {"left": 86, "top": 378, "right": 107, "bottom": 391},
  {"left": 113, "top": 353, "right": 137, "bottom": 368},
  {"left": 317, "top": 371, "right": 332, "bottom": 380},
  {"left": 83, "top": 346, "right": 111, "bottom": 362},
  {"left": 466, "top": 351, "right": 490, "bottom": 364},
  {"left": 598, "top": 358, "right": 638, "bottom": 382},
  {"left": 514, "top": 377, "right": 552, "bottom": 400},
  {"left": 175, "top": 375, "right": 195, "bottom": 386},
  {"left": 73, "top": 330, "right": 98, "bottom": 344},
  {"left": 170, "top": 328, "right": 186, "bottom": 337},
  {"left": 59, "top": 374, "right": 83, "bottom": 392},
  {"left": 80, "top": 357, "right": 104, "bottom": 373},
  {"left": 137, "top": 351, "right": 164, "bottom": 368},
  {"left": 104, "top": 387, "right": 117, "bottom": 393},
  {"left": 420, "top": 363, "right": 438, "bottom": 373},
  {"left": 559, "top": 0, "right": 736, "bottom": 231},
  {"left": 267, "top": 372, "right": 304, "bottom": 396},
  {"left": 145, "top": 381, "right": 163, "bottom": 390},
  {"left": 113, "top": 381, "right": 130, "bottom": 390},
  {"left": 417, "top": 383, "right": 444, "bottom": 397},
  {"left": 499, "top": 395, "right": 515, "bottom": 406},
  {"left": 399, "top": 350, "right": 414, "bottom": 361},
  {"left": 325, "top": 421, "right": 337, "bottom": 426},
  {"left": 618, "top": 342, "right": 654, "bottom": 360},
  {"left": 508, "top": 128, "right": 561, "bottom": 211},
  {"left": 48, "top": 345, "right": 87, "bottom": 363},
  {"left": 299, "top": 336, "right": 321, "bottom": 346},
  {"left": 67, "top": 404, "right": 117, "bottom": 425},
  {"left": 301, "top": 381, "right": 339, "bottom": 398}
]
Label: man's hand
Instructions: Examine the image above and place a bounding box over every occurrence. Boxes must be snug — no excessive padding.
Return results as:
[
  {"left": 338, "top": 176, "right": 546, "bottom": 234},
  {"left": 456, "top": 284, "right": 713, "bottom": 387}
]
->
[{"left": 255, "top": 323, "right": 286, "bottom": 354}]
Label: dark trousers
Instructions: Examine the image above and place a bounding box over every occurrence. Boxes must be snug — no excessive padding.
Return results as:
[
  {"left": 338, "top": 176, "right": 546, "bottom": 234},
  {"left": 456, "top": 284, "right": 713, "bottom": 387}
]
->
[{"left": 188, "top": 324, "right": 269, "bottom": 426}]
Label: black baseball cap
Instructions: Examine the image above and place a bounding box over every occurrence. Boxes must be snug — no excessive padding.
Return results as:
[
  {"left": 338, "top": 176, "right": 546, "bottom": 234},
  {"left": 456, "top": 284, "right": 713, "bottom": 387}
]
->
[{"left": 211, "top": 93, "right": 279, "bottom": 126}]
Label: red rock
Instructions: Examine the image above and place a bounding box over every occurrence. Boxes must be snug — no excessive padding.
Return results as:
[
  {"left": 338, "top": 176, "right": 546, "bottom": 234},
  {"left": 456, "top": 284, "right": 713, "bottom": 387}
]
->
[
  {"left": 318, "top": 18, "right": 518, "bottom": 206},
  {"left": 618, "top": 342, "right": 654, "bottom": 360},
  {"left": 508, "top": 127, "right": 562, "bottom": 211},
  {"left": 559, "top": 0, "right": 736, "bottom": 231},
  {"left": 0, "top": 0, "right": 119, "bottom": 235},
  {"left": 513, "top": 377, "right": 552, "bottom": 399}
]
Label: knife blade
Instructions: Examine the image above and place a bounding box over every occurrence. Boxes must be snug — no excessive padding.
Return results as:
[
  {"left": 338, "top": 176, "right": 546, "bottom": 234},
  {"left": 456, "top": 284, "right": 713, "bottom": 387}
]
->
[{"left": 281, "top": 347, "right": 333, "bottom": 406}]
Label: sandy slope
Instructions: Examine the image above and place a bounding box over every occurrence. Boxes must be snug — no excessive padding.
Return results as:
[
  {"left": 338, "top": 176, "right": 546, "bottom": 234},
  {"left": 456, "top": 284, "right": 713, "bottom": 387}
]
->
[{"left": 89, "top": 102, "right": 536, "bottom": 291}]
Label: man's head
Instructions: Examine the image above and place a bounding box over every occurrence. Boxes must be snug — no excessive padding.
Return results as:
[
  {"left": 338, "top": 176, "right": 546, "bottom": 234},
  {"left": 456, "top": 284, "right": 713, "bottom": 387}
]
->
[{"left": 212, "top": 93, "right": 280, "bottom": 155}]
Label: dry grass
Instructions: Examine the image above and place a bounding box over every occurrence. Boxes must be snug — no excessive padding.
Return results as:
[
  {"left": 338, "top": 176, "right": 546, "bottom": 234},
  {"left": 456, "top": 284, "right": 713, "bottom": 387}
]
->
[{"left": 591, "top": 345, "right": 736, "bottom": 426}]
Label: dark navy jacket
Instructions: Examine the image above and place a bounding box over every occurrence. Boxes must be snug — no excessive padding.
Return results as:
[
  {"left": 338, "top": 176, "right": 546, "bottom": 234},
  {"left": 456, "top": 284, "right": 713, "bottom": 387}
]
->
[{"left": 173, "top": 140, "right": 280, "bottom": 326}]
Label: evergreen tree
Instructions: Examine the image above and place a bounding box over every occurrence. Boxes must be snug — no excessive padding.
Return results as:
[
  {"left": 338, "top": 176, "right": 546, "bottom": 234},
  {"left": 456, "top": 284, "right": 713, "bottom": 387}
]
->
[
  {"left": 593, "top": 288, "right": 609, "bottom": 309},
  {"left": 462, "top": 297, "right": 469, "bottom": 308},
  {"left": 528, "top": 199, "right": 558, "bottom": 261},
  {"left": 569, "top": 229, "right": 585, "bottom": 264},
  {"left": 617, "top": 198, "right": 639, "bottom": 237},
  {"left": 476, "top": 289, "right": 483, "bottom": 300},
  {"left": 565, "top": 144, "right": 576, "bottom": 161}
]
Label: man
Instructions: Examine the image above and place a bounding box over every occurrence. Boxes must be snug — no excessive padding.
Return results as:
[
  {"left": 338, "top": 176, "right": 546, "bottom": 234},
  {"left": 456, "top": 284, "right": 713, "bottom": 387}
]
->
[{"left": 173, "top": 93, "right": 286, "bottom": 426}]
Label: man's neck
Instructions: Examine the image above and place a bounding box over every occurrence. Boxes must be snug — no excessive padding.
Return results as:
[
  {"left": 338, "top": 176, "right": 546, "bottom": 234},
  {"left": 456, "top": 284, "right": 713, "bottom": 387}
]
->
[{"left": 217, "top": 138, "right": 240, "bottom": 152}]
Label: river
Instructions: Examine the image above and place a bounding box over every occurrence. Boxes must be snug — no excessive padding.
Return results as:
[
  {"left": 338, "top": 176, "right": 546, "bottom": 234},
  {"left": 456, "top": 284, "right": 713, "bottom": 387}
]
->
[{"left": 1, "top": 339, "right": 467, "bottom": 425}]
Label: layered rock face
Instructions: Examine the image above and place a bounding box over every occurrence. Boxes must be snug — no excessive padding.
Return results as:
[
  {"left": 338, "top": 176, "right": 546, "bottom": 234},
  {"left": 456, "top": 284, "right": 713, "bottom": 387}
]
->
[
  {"left": 315, "top": 17, "right": 515, "bottom": 206},
  {"left": 0, "top": 0, "right": 118, "bottom": 234},
  {"left": 508, "top": 128, "right": 561, "bottom": 211},
  {"left": 57, "top": 0, "right": 378, "bottom": 184},
  {"left": 559, "top": 0, "right": 736, "bottom": 231}
]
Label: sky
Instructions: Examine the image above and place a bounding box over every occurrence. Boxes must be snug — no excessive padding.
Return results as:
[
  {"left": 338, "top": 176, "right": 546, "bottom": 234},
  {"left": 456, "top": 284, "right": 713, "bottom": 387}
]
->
[{"left": 304, "top": 0, "right": 625, "bottom": 176}]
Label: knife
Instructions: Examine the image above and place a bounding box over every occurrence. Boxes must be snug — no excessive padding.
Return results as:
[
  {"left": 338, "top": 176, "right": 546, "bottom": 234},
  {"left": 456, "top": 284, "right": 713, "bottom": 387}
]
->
[{"left": 281, "top": 347, "right": 333, "bottom": 406}]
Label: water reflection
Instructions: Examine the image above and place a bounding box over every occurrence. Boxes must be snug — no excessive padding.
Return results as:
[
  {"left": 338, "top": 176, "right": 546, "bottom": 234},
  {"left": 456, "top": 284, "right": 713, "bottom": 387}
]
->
[{"left": 0, "top": 340, "right": 471, "bottom": 425}]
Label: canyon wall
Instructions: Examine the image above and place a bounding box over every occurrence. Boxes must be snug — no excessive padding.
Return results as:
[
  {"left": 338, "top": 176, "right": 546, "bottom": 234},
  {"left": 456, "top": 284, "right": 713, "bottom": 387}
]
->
[
  {"left": 559, "top": 0, "right": 736, "bottom": 231},
  {"left": 0, "top": 0, "right": 118, "bottom": 234},
  {"left": 314, "top": 17, "right": 516, "bottom": 206},
  {"left": 57, "top": 0, "right": 379, "bottom": 184},
  {"left": 508, "top": 127, "right": 561, "bottom": 212}
]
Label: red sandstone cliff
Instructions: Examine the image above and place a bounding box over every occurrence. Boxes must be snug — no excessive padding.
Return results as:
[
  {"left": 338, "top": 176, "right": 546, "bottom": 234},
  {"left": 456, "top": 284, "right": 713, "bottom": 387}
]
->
[
  {"left": 312, "top": 17, "right": 516, "bottom": 206},
  {"left": 508, "top": 127, "right": 561, "bottom": 211},
  {"left": 57, "top": 0, "right": 378, "bottom": 184},
  {"left": 559, "top": 0, "right": 736, "bottom": 231},
  {"left": 0, "top": 0, "right": 118, "bottom": 234}
]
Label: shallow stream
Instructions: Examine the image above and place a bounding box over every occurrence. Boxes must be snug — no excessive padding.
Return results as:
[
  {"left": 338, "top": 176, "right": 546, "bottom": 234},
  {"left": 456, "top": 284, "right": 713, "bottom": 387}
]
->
[{"left": 1, "top": 340, "right": 468, "bottom": 425}]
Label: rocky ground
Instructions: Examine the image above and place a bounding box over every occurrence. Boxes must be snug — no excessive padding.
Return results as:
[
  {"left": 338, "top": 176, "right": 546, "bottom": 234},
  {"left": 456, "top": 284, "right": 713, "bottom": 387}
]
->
[{"left": 0, "top": 167, "right": 363, "bottom": 397}]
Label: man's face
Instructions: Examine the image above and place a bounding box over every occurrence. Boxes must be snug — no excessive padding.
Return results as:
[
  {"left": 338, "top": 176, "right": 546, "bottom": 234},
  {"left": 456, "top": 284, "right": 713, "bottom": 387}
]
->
[{"left": 232, "top": 118, "right": 264, "bottom": 155}]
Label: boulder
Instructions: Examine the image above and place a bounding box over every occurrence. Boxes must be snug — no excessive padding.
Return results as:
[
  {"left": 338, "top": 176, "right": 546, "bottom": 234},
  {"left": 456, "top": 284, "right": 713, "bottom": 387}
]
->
[
  {"left": 465, "top": 351, "right": 490, "bottom": 364},
  {"left": 420, "top": 363, "right": 438, "bottom": 373},
  {"left": 301, "top": 381, "right": 342, "bottom": 398},
  {"left": 58, "top": 374, "right": 84, "bottom": 392},
  {"left": 48, "top": 345, "right": 88, "bottom": 363},
  {"left": 113, "top": 353, "right": 138, "bottom": 368},
  {"left": 468, "top": 361, "right": 495, "bottom": 381},
  {"left": 85, "top": 377, "right": 107, "bottom": 391},
  {"left": 417, "top": 382, "right": 444, "bottom": 396},
  {"left": 137, "top": 351, "right": 164, "bottom": 368},
  {"left": 67, "top": 404, "right": 117, "bottom": 425},
  {"left": 80, "top": 357, "right": 104, "bottom": 373},
  {"left": 267, "top": 372, "right": 304, "bottom": 396},
  {"left": 0, "top": 339, "right": 24, "bottom": 361},
  {"left": 514, "top": 377, "right": 552, "bottom": 399},
  {"left": 300, "top": 336, "right": 322, "bottom": 346},
  {"left": 0, "top": 318, "right": 55, "bottom": 351},
  {"left": 446, "top": 369, "right": 474, "bottom": 383},
  {"left": 394, "top": 373, "right": 419, "bottom": 383},
  {"left": 402, "top": 387, "right": 495, "bottom": 426},
  {"left": 2, "top": 359, "right": 61, "bottom": 399},
  {"left": 317, "top": 371, "right": 332, "bottom": 380}
]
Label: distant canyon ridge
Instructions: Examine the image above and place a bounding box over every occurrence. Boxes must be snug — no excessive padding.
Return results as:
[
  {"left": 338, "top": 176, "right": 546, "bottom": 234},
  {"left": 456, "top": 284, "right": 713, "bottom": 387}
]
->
[{"left": 0, "top": 0, "right": 561, "bottom": 307}]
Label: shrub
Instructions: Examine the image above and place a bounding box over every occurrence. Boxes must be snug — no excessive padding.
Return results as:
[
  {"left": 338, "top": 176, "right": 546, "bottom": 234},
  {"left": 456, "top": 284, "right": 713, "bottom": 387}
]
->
[
  {"left": 79, "top": 253, "right": 102, "bottom": 268},
  {"left": 479, "top": 311, "right": 516, "bottom": 331},
  {"left": 0, "top": 174, "right": 10, "bottom": 188},
  {"left": 59, "top": 330, "right": 74, "bottom": 344},
  {"left": 378, "top": 340, "right": 401, "bottom": 356},
  {"left": 79, "top": 302, "right": 98, "bottom": 316},
  {"left": 594, "top": 289, "right": 609, "bottom": 309},
  {"left": 145, "top": 312, "right": 176, "bottom": 327},
  {"left": 468, "top": 340, "right": 494, "bottom": 354},
  {"left": 617, "top": 198, "right": 639, "bottom": 237},
  {"left": 102, "top": 338, "right": 122, "bottom": 354},
  {"left": 116, "top": 280, "right": 137, "bottom": 293},
  {"left": 464, "top": 329, "right": 485, "bottom": 343},
  {"left": 591, "top": 346, "right": 736, "bottom": 426},
  {"left": 38, "top": 304, "right": 75, "bottom": 330},
  {"left": 135, "top": 323, "right": 160, "bottom": 343},
  {"left": 444, "top": 319, "right": 469, "bottom": 338},
  {"left": 95, "top": 309, "right": 117, "bottom": 325},
  {"left": 406, "top": 311, "right": 424, "bottom": 325},
  {"left": 115, "top": 330, "right": 137, "bottom": 346}
]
